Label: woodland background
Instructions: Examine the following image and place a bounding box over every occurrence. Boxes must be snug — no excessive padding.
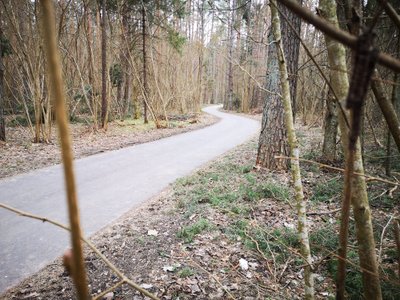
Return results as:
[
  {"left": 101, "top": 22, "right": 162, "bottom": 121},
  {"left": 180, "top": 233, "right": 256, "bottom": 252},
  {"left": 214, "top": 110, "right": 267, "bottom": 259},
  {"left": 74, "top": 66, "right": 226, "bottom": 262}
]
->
[{"left": 1, "top": 0, "right": 400, "bottom": 299}]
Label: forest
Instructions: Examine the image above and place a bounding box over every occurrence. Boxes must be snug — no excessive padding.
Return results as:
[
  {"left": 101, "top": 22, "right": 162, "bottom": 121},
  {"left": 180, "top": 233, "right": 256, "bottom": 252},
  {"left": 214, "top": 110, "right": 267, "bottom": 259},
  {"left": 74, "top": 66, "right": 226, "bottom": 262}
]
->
[{"left": 1, "top": 0, "right": 400, "bottom": 299}]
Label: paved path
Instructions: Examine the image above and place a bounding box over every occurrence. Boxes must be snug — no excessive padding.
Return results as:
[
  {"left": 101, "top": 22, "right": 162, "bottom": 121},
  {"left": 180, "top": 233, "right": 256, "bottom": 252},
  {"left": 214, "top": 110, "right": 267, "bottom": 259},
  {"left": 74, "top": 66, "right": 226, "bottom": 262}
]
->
[{"left": 0, "top": 105, "right": 260, "bottom": 292}]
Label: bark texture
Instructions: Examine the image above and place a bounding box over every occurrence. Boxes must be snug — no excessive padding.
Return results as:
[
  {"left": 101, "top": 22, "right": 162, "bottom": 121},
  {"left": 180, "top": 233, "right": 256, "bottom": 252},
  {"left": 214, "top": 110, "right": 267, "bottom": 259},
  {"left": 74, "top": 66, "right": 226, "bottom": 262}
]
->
[
  {"left": 100, "top": 0, "right": 108, "bottom": 129},
  {"left": 371, "top": 70, "right": 400, "bottom": 154},
  {"left": 322, "top": 90, "right": 338, "bottom": 161},
  {"left": 278, "top": 0, "right": 302, "bottom": 116},
  {"left": 319, "top": 0, "right": 382, "bottom": 298},
  {"left": 270, "top": 1, "right": 314, "bottom": 298},
  {"left": 256, "top": 31, "right": 289, "bottom": 169},
  {"left": 0, "top": 6, "right": 5, "bottom": 142},
  {"left": 142, "top": 5, "right": 148, "bottom": 124}
]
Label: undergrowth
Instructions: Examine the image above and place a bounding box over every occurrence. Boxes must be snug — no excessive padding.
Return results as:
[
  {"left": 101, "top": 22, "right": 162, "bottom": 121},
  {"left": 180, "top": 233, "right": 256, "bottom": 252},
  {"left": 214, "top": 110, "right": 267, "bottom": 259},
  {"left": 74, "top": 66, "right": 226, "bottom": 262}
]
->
[{"left": 173, "top": 138, "right": 400, "bottom": 299}]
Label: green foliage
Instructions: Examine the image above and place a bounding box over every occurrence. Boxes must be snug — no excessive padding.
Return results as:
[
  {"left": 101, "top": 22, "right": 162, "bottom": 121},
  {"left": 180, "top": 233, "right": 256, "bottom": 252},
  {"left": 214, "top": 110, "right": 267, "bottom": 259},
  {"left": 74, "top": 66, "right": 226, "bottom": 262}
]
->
[
  {"left": 167, "top": 29, "right": 186, "bottom": 54},
  {"left": 109, "top": 64, "right": 123, "bottom": 87},
  {"left": 311, "top": 177, "right": 342, "bottom": 203},
  {"left": 178, "top": 267, "right": 195, "bottom": 278},
  {"left": 177, "top": 218, "right": 212, "bottom": 243},
  {"left": 242, "top": 226, "right": 300, "bottom": 263},
  {"left": 309, "top": 225, "right": 338, "bottom": 252},
  {"left": 1, "top": 35, "right": 12, "bottom": 57}
]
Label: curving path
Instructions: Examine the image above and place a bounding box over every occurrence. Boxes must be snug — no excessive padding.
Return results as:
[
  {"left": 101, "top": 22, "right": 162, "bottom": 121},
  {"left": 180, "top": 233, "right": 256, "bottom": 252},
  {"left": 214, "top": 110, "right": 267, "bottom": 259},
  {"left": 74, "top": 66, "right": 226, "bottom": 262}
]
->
[{"left": 0, "top": 105, "right": 260, "bottom": 292}]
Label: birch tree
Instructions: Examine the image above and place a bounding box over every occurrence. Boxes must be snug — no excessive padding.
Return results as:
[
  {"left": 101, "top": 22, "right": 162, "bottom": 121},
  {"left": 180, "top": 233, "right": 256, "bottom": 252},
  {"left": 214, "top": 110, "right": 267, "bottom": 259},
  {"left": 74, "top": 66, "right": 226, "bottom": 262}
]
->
[{"left": 270, "top": 0, "right": 314, "bottom": 298}]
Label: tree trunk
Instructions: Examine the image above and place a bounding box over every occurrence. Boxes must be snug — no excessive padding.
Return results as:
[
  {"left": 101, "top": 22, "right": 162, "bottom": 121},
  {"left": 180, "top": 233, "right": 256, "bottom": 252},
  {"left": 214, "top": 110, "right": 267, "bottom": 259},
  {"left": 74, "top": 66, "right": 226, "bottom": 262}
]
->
[
  {"left": 322, "top": 89, "right": 338, "bottom": 161},
  {"left": 318, "top": 0, "right": 382, "bottom": 298},
  {"left": 269, "top": 1, "right": 314, "bottom": 298},
  {"left": 278, "top": 0, "right": 302, "bottom": 118},
  {"left": 84, "top": 1, "right": 97, "bottom": 127},
  {"left": 371, "top": 71, "right": 400, "bottom": 155},
  {"left": 0, "top": 6, "right": 5, "bottom": 142},
  {"left": 256, "top": 31, "right": 289, "bottom": 169},
  {"left": 100, "top": 0, "right": 108, "bottom": 129},
  {"left": 225, "top": 0, "right": 235, "bottom": 110},
  {"left": 142, "top": 5, "right": 148, "bottom": 124}
]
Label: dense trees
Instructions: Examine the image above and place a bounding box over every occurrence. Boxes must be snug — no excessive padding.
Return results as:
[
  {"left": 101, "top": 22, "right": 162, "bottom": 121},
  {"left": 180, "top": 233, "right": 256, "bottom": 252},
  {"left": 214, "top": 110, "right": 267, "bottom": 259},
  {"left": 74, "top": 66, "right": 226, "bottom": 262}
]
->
[{"left": 2, "top": 0, "right": 400, "bottom": 298}]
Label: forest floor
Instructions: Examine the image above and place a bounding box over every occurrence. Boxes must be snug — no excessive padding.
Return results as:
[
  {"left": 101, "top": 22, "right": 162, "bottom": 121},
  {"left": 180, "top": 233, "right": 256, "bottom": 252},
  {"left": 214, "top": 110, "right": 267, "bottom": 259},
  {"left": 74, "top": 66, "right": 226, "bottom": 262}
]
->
[
  {"left": 1, "top": 115, "right": 400, "bottom": 300},
  {"left": 0, "top": 113, "right": 218, "bottom": 179}
]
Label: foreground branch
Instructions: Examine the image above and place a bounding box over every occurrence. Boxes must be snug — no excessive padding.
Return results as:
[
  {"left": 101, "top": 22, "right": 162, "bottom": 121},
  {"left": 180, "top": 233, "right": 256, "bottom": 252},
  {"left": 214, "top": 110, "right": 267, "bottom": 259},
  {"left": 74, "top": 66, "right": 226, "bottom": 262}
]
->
[
  {"left": 277, "top": 0, "right": 400, "bottom": 72},
  {"left": 0, "top": 203, "right": 160, "bottom": 300},
  {"left": 40, "top": 1, "right": 89, "bottom": 298}
]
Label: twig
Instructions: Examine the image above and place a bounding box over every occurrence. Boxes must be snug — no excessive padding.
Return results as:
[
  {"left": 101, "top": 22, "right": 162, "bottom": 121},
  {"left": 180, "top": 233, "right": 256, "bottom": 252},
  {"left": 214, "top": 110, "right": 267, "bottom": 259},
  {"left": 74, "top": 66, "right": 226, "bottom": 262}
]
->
[
  {"left": 393, "top": 220, "right": 400, "bottom": 280},
  {"left": 378, "top": 215, "right": 395, "bottom": 264},
  {"left": 0, "top": 203, "right": 160, "bottom": 300},
  {"left": 92, "top": 280, "right": 125, "bottom": 300},
  {"left": 377, "top": 0, "right": 400, "bottom": 30},
  {"left": 277, "top": 258, "right": 292, "bottom": 282},
  {"left": 243, "top": 229, "right": 275, "bottom": 281},
  {"left": 178, "top": 250, "right": 237, "bottom": 300},
  {"left": 40, "top": 1, "right": 89, "bottom": 298},
  {"left": 277, "top": 0, "right": 400, "bottom": 72},
  {"left": 307, "top": 208, "right": 341, "bottom": 216},
  {"left": 275, "top": 155, "right": 400, "bottom": 186}
]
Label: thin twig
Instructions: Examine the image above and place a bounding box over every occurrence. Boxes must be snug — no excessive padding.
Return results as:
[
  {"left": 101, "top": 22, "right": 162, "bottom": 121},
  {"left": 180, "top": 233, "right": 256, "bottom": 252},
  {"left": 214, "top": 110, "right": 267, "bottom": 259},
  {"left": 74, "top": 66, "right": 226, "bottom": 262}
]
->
[
  {"left": 378, "top": 215, "right": 394, "bottom": 264},
  {"left": 377, "top": 0, "right": 400, "bottom": 30},
  {"left": 244, "top": 229, "right": 275, "bottom": 280},
  {"left": 92, "top": 280, "right": 125, "bottom": 300},
  {"left": 307, "top": 208, "right": 341, "bottom": 216},
  {"left": 0, "top": 203, "right": 160, "bottom": 300},
  {"left": 275, "top": 155, "right": 400, "bottom": 186},
  {"left": 178, "top": 250, "right": 237, "bottom": 300}
]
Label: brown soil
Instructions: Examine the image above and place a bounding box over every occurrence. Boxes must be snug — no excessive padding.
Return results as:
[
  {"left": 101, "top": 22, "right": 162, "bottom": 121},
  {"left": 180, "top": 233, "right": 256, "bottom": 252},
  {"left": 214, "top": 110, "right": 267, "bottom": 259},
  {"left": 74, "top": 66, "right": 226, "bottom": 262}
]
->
[
  {"left": 1, "top": 117, "right": 399, "bottom": 300},
  {"left": 0, "top": 113, "right": 218, "bottom": 179}
]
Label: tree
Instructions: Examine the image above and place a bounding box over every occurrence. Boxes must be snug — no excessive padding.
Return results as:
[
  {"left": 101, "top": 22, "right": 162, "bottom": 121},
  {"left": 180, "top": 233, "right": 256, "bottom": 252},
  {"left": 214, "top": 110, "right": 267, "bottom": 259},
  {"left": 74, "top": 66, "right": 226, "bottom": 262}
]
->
[
  {"left": 318, "top": 0, "right": 382, "bottom": 297},
  {"left": 100, "top": 0, "right": 108, "bottom": 129},
  {"left": 256, "top": 0, "right": 302, "bottom": 169},
  {"left": 224, "top": 0, "right": 236, "bottom": 110},
  {"left": 142, "top": 3, "right": 148, "bottom": 124},
  {"left": 0, "top": 6, "right": 6, "bottom": 142},
  {"left": 269, "top": 0, "right": 314, "bottom": 297},
  {"left": 256, "top": 29, "right": 289, "bottom": 169}
]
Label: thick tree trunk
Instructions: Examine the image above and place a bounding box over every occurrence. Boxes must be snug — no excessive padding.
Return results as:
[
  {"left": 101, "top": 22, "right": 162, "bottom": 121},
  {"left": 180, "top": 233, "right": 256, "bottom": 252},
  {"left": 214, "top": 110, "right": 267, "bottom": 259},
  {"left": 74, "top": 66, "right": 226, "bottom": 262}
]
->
[
  {"left": 256, "top": 31, "right": 289, "bottom": 169},
  {"left": 269, "top": 1, "right": 314, "bottom": 298},
  {"left": 100, "top": 0, "right": 108, "bottom": 129},
  {"left": 319, "top": 0, "right": 382, "bottom": 298},
  {"left": 278, "top": 0, "right": 302, "bottom": 117}
]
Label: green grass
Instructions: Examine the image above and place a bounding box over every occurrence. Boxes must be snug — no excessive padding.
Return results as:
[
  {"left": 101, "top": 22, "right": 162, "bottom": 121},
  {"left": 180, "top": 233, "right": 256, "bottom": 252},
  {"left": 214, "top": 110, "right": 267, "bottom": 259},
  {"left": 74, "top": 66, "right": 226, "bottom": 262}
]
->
[
  {"left": 310, "top": 177, "right": 343, "bottom": 203},
  {"left": 178, "top": 267, "right": 195, "bottom": 278},
  {"left": 177, "top": 218, "right": 213, "bottom": 243}
]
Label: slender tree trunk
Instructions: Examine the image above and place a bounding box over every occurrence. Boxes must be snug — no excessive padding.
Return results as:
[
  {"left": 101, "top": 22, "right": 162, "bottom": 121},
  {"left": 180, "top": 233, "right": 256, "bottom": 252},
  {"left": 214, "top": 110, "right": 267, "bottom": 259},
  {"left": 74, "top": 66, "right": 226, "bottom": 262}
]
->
[
  {"left": 371, "top": 71, "right": 400, "bottom": 154},
  {"left": 100, "top": 0, "right": 107, "bottom": 129},
  {"left": 84, "top": 1, "right": 97, "bottom": 127},
  {"left": 269, "top": 1, "right": 314, "bottom": 298},
  {"left": 142, "top": 5, "right": 148, "bottom": 124},
  {"left": 0, "top": 6, "right": 5, "bottom": 142},
  {"left": 319, "top": 0, "right": 382, "bottom": 298},
  {"left": 322, "top": 89, "right": 338, "bottom": 161},
  {"left": 225, "top": 0, "right": 235, "bottom": 110}
]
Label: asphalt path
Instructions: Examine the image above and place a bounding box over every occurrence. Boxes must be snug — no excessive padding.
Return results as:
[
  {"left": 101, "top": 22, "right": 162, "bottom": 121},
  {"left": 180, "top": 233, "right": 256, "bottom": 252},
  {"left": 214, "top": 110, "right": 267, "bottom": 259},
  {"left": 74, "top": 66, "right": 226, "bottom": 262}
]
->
[{"left": 0, "top": 105, "right": 260, "bottom": 293}]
